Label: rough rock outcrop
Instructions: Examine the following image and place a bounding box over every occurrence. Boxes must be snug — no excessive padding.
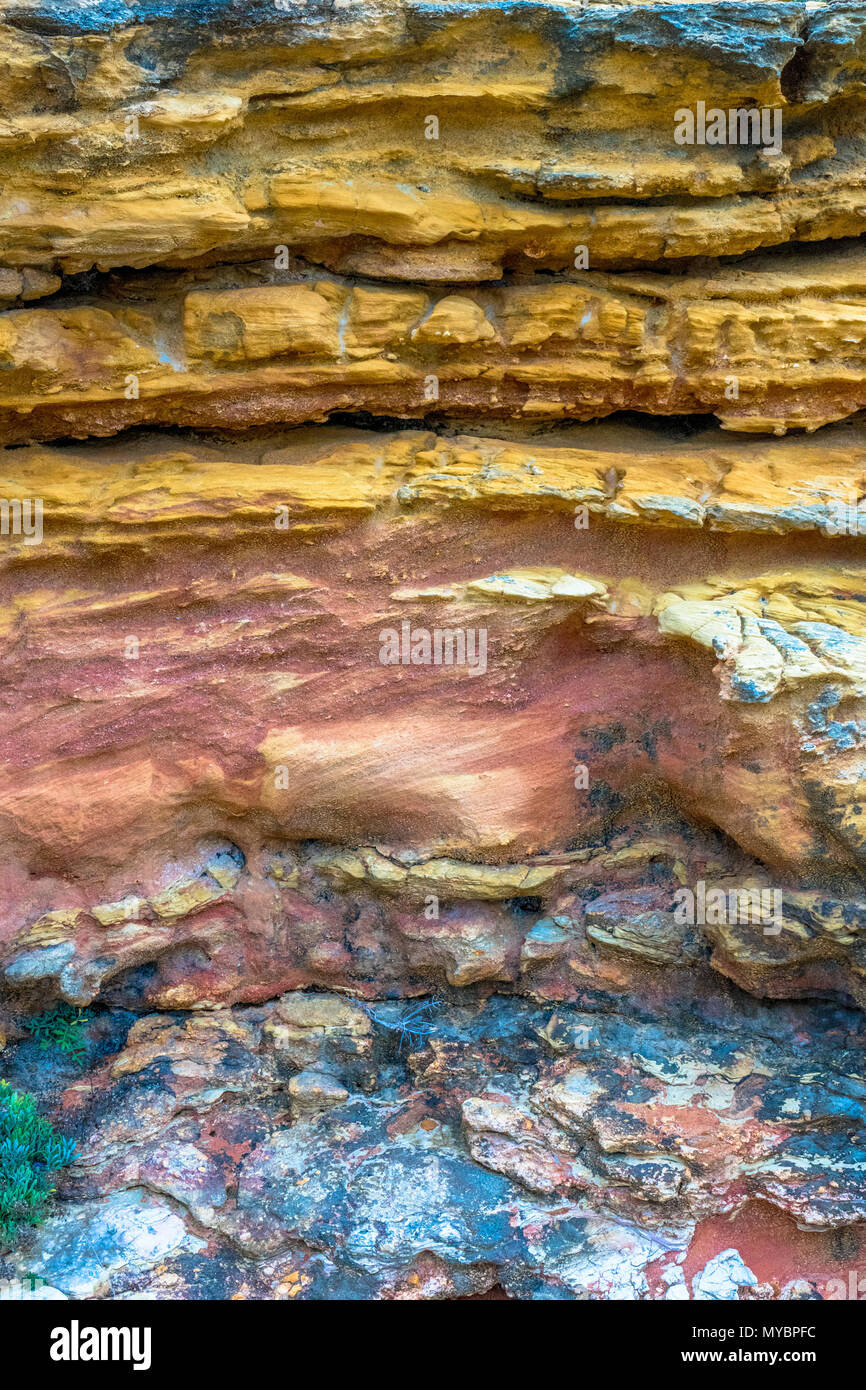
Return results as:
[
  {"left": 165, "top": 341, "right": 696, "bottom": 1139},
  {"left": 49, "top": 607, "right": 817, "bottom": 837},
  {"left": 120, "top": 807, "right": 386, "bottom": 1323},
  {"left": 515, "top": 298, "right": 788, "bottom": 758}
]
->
[{"left": 4, "top": 0, "right": 866, "bottom": 1301}]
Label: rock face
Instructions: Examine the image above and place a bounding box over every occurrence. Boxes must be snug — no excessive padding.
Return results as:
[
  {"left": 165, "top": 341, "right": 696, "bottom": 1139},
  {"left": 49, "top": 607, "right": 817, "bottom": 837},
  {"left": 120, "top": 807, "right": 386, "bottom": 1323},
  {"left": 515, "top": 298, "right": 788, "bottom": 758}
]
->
[{"left": 4, "top": 0, "right": 866, "bottom": 1300}]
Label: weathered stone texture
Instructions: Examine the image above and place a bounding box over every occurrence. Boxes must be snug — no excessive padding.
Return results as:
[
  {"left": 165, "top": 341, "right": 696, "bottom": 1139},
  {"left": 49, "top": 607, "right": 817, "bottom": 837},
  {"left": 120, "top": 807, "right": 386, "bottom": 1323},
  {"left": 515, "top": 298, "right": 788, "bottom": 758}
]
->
[{"left": 4, "top": 0, "right": 866, "bottom": 1302}]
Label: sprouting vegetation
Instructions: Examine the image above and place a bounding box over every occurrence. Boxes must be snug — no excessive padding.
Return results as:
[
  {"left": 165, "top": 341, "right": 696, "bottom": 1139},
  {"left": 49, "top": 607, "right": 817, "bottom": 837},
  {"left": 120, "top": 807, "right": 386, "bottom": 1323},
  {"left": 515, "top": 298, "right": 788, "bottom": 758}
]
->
[
  {"left": 24, "top": 1004, "right": 91, "bottom": 1067},
  {"left": 0, "top": 1081, "right": 77, "bottom": 1247}
]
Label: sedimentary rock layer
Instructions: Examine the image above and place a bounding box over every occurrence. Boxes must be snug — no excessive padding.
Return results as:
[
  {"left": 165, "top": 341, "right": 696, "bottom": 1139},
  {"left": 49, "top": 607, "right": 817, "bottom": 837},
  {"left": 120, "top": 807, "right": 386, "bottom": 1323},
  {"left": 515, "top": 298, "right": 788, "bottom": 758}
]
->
[
  {"left": 1, "top": 0, "right": 866, "bottom": 284},
  {"left": 5, "top": 990, "right": 866, "bottom": 1300},
  {"left": 10, "top": 247, "right": 866, "bottom": 438},
  {"left": 3, "top": 0, "right": 866, "bottom": 1303}
]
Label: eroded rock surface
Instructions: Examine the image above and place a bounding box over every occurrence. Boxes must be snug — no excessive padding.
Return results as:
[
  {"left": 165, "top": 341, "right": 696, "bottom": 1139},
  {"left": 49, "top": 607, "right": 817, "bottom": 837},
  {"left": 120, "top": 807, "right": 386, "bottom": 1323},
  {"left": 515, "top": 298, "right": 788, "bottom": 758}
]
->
[
  {"left": 4, "top": 0, "right": 866, "bottom": 1300},
  {"left": 7, "top": 990, "right": 866, "bottom": 1299}
]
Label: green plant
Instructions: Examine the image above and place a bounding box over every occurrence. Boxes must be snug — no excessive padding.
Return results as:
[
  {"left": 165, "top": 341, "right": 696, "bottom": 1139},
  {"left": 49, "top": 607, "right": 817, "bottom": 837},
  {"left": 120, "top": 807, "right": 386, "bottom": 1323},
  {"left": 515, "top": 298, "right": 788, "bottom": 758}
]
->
[
  {"left": 24, "top": 1004, "right": 91, "bottom": 1067},
  {"left": 0, "top": 1081, "right": 77, "bottom": 1247}
]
